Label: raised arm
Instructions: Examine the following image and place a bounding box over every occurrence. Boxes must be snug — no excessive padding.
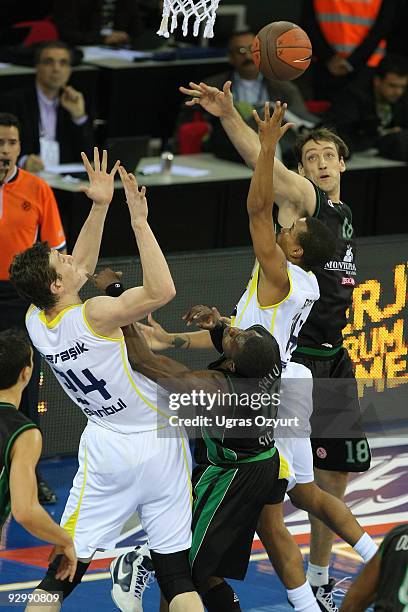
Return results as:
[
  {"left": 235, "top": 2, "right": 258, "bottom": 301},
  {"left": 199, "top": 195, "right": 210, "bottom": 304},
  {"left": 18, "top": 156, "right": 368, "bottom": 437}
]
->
[
  {"left": 247, "top": 102, "right": 292, "bottom": 304},
  {"left": 86, "top": 169, "right": 175, "bottom": 335},
  {"left": 180, "top": 81, "right": 316, "bottom": 216},
  {"left": 72, "top": 147, "right": 120, "bottom": 288},
  {"left": 124, "top": 323, "right": 221, "bottom": 396}
]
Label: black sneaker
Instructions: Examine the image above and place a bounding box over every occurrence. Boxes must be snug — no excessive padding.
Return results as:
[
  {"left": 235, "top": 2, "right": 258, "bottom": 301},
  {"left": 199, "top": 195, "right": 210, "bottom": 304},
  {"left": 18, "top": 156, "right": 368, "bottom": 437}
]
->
[
  {"left": 311, "top": 579, "right": 339, "bottom": 612},
  {"left": 37, "top": 480, "right": 57, "bottom": 505}
]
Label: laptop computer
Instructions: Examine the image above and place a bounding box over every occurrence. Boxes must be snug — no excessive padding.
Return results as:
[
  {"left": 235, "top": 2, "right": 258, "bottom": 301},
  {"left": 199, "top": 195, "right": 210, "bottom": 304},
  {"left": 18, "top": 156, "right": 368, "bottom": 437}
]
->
[{"left": 105, "top": 135, "right": 150, "bottom": 172}]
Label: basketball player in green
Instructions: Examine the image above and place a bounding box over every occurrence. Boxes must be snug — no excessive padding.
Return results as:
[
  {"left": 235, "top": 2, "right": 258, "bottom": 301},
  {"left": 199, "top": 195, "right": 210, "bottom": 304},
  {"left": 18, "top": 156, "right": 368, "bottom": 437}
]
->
[
  {"left": 0, "top": 328, "right": 77, "bottom": 582},
  {"left": 340, "top": 523, "right": 408, "bottom": 611}
]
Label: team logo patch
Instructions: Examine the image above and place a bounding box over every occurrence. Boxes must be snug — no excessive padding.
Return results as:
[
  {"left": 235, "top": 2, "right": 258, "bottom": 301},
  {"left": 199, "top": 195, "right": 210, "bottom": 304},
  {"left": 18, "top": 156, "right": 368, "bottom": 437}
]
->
[
  {"left": 316, "top": 447, "right": 327, "bottom": 459},
  {"left": 22, "top": 201, "right": 31, "bottom": 211},
  {"left": 342, "top": 277, "right": 355, "bottom": 285}
]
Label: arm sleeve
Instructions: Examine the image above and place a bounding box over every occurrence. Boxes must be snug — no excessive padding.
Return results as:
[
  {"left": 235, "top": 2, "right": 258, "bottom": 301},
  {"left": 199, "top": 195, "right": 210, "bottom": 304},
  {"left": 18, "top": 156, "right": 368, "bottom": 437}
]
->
[
  {"left": 209, "top": 322, "right": 226, "bottom": 354},
  {"left": 39, "top": 183, "right": 66, "bottom": 250}
]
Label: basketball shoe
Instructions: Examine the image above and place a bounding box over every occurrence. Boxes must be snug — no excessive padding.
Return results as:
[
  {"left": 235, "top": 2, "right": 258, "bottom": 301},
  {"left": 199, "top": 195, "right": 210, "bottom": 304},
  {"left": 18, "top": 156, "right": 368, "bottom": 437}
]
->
[
  {"left": 110, "top": 543, "right": 155, "bottom": 612},
  {"left": 311, "top": 579, "right": 339, "bottom": 612}
]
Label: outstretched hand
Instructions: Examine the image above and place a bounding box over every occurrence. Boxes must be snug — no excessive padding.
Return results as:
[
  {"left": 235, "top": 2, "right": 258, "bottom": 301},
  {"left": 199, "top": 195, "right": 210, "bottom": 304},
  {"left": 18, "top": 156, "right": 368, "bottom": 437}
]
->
[
  {"left": 118, "top": 166, "right": 148, "bottom": 225},
  {"left": 253, "top": 101, "right": 294, "bottom": 150},
  {"left": 182, "top": 305, "right": 222, "bottom": 330},
  {"left": 179, "top": 80, "right": 234, "bottom": 118},
  {"left": 135, "top": 314, "right": 173, "bottom": 351},
  {"left": 80, "top": 147, "right": 120, "bottom": 208}
]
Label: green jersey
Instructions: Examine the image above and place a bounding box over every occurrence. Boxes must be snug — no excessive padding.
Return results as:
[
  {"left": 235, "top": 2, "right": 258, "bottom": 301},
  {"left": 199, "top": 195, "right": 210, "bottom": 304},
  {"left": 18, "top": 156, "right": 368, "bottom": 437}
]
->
[
  {"left": 0, "top": 402, "right": 38, "bottom": 529},
  {"left": 375, "top": 523, "right": 408, "bottom": 611}
]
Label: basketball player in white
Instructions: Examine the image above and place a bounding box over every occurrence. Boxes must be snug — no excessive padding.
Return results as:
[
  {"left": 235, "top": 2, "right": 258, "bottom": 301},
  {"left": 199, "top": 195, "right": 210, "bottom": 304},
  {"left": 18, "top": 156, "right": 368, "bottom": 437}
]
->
[{"left": 9, "top": 149, "right": 203, "bottom": 612}]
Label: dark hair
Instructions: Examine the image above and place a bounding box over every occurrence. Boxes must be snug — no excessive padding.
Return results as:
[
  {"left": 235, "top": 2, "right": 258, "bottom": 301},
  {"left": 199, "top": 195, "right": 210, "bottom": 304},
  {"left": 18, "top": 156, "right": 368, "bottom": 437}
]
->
[
  {"left": 0, "top": 329, "right": 32, "bottom": 390},
  {"left": 34, "top": 40, "right": 74, "bottom": 65},
  {"left": 297, "top": 217, "right": 336, "bottom": 268},
  {"left": 234, "top": 333, "right": 281, "bottom": 378},
  {"left": 0, "top": 112, "right": 21, "bottom": 138},
  {"left": 228, "top": 30, "right": 254, "bottom": 49},
  {"left": 376, "top": 54, "right": 408, "bottom": 79},
  {"left": 9, "top": 242, "right": 59, "bottom": 310},
  {"left": 295, "top": 127, "right": 349, "bottom": 164}
]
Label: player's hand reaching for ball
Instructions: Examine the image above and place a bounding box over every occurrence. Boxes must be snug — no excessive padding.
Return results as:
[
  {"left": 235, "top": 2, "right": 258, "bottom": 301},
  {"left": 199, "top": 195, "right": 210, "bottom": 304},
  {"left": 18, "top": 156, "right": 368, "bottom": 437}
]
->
[
  {"left": 118, "top": 166, "right": 148, "bottom": 226},
  {"left": 80, "top": 147, "right": 120, "bottom": 208},
  {"left": 183, "top": 305, "right": 222, "bottom": 330},
  {"left": 179, "top": 80, "right": 234, "bottom": 118},
  {"left": 253, "top": 101, "right": 294, "bottom": 151}
]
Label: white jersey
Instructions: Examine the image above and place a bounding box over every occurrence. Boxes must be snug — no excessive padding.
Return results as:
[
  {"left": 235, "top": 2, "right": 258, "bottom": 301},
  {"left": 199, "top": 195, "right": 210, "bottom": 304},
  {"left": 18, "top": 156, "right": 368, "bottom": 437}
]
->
[
  {"left": 26, "top": 301, "right": 168, "bottom": 434},
  {"left": 232, "top": 261, "right": 319, "bottom": 368}
]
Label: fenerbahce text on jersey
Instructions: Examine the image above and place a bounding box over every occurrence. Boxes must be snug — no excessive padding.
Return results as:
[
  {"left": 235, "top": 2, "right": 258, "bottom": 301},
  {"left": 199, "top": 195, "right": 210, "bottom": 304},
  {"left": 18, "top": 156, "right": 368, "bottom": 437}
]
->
[
  {"left": 26, "top": 302, "right": 168, "bottom": 433},
  {"left": 232, "top": 261, "right": 319, "bottom": 369}
]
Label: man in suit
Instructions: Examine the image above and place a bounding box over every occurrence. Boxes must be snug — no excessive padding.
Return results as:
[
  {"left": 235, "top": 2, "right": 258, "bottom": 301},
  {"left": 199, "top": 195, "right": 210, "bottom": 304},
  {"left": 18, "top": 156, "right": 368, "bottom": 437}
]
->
[
  {"left": 177, "top": 31, "right": 317, "bottom": 166},
  {"left": 0, "top": 40, "right": 94, "bottom": 172},
  {"left": 53, "top": 0, "right": 143, "bottom": 47}
]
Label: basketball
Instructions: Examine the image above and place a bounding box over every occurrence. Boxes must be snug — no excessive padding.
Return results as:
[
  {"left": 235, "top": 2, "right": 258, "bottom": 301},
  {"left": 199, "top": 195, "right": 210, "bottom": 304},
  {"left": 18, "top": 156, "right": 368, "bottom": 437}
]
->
[{"left": 252, "top": 21, "right": 312, "bottom": 81}]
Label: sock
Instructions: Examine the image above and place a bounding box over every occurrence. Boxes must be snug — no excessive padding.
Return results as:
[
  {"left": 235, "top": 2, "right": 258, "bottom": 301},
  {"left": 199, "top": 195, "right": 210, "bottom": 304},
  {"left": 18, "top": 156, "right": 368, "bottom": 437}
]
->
[
  {"left": 202, "top": 581, "right": 241, "bottom": 611},
  {"left": 306, "top": 562, "right": 329, "bottom": 587},
  {"left": 287, "top": 581, "right": 321, "bottom": 611},
  {"left": 353, "top": 532, "right": 379, "bottom": 562}
]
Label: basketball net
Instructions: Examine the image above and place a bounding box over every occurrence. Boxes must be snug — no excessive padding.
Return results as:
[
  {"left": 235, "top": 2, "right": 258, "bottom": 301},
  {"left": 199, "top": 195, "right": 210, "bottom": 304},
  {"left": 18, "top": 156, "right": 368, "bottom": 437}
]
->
[{"left": 157, "top": 0, "right": 221, "bottom": 39}]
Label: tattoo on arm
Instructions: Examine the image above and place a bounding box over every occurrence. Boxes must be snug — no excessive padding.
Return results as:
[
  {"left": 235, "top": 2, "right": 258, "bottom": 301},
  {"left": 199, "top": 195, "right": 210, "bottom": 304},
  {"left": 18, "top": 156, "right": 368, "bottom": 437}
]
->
[{"left": 172, "top": 335, "right": 191, "bottom": 349}]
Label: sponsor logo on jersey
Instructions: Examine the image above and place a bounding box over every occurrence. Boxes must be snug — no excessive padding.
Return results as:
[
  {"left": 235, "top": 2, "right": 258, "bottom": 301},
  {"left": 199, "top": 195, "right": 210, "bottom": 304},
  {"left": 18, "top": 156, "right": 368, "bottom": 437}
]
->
[
  {"left": 316, "top": 447, "right": 327, "bottom": 459},
  {"left": 324, "top": 245, "right": 357, "bottom": 276},
  {"left": 342, "top": 277, "right": 355, "bottom": 286}
]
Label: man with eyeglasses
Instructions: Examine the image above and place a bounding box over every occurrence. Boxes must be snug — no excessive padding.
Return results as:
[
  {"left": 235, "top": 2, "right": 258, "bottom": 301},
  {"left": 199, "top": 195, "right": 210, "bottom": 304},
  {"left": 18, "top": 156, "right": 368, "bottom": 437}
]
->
[
  {"left": 0, "top": 41, "right": 94, "bottom": 173},
  {"left": 177, "top": 30, "right": 317, "bottom": 165}
]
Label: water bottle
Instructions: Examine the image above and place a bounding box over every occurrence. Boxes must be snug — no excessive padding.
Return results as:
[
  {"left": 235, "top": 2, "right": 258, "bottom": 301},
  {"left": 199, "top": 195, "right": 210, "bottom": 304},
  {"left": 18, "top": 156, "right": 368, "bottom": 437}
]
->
[{"left": 160, "top": 151, "right": 174, "bottom": 175}]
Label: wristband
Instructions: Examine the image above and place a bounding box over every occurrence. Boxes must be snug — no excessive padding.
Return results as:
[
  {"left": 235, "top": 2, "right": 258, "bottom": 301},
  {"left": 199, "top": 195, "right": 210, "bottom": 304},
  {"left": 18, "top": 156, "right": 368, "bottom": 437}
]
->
[
  {"left": 105, "top": 282, "right": 125, "bottom": 297},
  {"left": 210, "top": 321, "right": 226, "bottom": 354}
]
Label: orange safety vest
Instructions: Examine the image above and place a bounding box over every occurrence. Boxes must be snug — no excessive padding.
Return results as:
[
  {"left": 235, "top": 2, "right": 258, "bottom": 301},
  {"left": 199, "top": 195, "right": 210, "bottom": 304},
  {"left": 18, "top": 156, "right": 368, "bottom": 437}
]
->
[{"left": 313, "top": 0, "right": 386, "bottom": 67}]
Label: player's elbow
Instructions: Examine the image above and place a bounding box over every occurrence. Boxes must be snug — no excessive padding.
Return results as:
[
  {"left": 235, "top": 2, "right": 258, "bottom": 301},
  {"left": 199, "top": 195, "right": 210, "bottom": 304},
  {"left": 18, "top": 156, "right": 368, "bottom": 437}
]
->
[
  {"left": 150, "top": 282, "right": 176, "bottom": 308},
  {"left": 11, "top": 502, "right": 34, "bottom": 527}
]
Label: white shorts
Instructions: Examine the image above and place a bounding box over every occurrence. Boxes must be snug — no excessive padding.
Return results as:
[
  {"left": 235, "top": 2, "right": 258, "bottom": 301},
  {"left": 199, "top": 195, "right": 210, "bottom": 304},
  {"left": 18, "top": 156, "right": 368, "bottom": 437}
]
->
[
  {"left": 275, "top": 361, "right": 314, "bottom": 491},
  {"left": 61, "top": 423, "right": 192, "bottom": 559}
]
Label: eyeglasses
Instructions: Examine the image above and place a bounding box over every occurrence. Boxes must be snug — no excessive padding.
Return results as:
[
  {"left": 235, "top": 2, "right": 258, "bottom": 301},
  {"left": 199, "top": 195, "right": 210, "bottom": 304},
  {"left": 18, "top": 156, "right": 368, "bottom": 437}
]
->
[
  {"left": 38, "top": 58, "right": 71, "bottom": 67},
  {"left": 231, "top": 45, "right": 253, "bottom": 55}
]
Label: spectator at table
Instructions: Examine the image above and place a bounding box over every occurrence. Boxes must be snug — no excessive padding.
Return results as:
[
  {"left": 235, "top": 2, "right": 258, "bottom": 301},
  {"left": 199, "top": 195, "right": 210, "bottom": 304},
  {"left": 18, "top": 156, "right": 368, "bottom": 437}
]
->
[
  {"left": 0, "top": 40, "right": 94, "bottom": 173},
  {"left": 324, "top": 54, "right": 408, "bottom": 160}
]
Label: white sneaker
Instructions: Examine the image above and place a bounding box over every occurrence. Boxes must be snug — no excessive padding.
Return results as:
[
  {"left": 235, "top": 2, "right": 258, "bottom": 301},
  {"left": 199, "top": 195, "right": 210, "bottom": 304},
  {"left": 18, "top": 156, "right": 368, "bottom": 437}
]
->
[{"left": 110, "top": 544, "right": 155, "bottom": 612}]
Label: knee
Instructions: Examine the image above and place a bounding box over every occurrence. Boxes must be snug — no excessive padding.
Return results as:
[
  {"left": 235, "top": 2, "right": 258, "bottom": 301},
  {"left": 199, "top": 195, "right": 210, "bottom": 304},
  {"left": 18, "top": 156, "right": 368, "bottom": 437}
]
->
[
  {"left": 150, "top": 549, "right": 196, "bottom": 604},
  {"left": 289, "top": 482, "right": 323, "bottom": 514}
]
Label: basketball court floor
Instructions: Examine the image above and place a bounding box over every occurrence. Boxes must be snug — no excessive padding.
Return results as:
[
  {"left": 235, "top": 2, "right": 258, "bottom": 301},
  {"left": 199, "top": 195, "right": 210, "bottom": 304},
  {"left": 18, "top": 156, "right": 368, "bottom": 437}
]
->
[{"left": 1, "top": 439, "right": 406, "bottom": 611}]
